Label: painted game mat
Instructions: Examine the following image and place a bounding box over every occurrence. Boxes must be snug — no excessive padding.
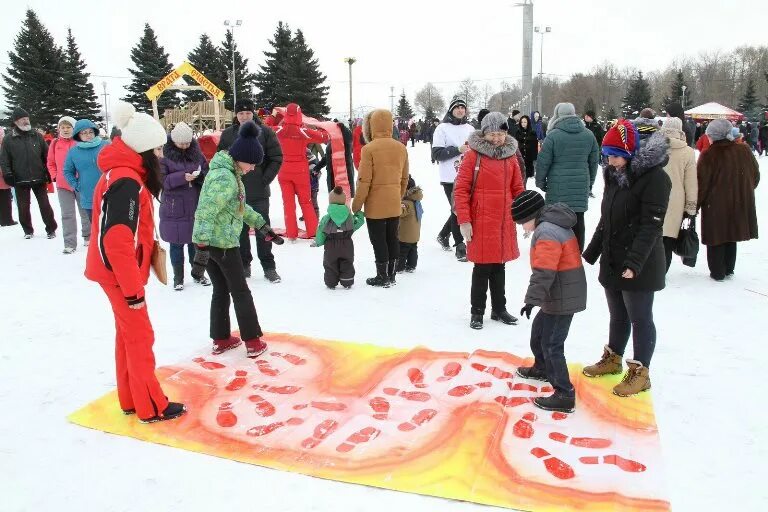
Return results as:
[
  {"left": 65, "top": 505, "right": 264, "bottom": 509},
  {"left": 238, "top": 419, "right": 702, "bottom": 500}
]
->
[{"left": 69, "top": 332, "right": 670, "bottom": 512}]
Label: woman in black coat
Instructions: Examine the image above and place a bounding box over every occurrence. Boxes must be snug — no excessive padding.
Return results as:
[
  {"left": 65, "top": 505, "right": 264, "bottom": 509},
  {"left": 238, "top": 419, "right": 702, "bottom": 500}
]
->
[
  {"left": 582, "top": 121, "right": 671, "bottom": 398},
  {"left": 514, "top": 115, "right": 539, "bottom": 186}
]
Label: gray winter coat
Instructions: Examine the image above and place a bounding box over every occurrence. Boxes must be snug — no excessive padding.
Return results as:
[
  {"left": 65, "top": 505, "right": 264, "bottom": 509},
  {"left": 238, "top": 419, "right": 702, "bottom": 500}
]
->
[{"left": 524, "top": 203, "right": 587, "bottom": 315}]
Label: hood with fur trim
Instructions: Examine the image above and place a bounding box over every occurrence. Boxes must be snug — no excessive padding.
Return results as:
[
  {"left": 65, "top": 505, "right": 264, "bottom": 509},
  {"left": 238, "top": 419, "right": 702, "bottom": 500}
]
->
[
  {"left": 363, "top": 109, "right": 394, "bottom": 143},
  {"left": 468, "top": 130, "right": 519, "bottom": 159},
  {"left": 605, "top": 131, "right": 669, "bottom": 188},
  {"left": 163, "top": 136, "right": 204, "bottom": 163}
]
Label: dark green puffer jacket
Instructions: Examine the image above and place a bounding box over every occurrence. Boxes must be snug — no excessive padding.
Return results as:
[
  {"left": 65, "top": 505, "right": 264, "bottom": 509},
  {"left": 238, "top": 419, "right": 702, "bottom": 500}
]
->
[{"left": 535, "top": 116, "right": 600, "bottom": 213}]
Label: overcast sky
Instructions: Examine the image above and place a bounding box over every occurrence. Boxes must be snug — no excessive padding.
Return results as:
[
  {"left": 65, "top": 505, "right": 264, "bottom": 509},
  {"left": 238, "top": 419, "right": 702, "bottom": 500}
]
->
[{"left": 2, "top": 0, "right": 767, "bottom": 119}]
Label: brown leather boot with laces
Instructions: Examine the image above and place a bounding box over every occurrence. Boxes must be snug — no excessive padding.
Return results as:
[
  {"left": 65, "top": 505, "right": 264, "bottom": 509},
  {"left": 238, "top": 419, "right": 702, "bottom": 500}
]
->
[
  {"left": 582, "top": 345, "right": 623, "bottom": 377},
  {"left": 612, "top": 360, "right": 651, "bottom": 397}
]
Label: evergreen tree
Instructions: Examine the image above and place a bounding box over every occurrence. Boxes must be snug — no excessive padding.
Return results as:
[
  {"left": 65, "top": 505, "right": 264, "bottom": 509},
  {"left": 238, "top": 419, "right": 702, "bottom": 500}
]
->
[
  {"left": 583, "top": 97, "right": 596, "bottom": 115},
  {"left": 59, "top": 28, "right": 102, "bottom": 120},
  {"left": 664, "top": 70, "right": 694, "bottom": 110},
  {"left": 284, "top": 29, "right": 330, "bottom": 117},
  {"left": 1, "top": 9, "right": 66, "bottom": 128},
  {"left": 122, "top": 23, "right": 180, "bottom": 114},
  {"left": 621, "top": 71, "right": 652, "bottom": 117},
  {"left": 397, "top": 92, "right": 415, "bottom": 119},
  {"left": 219, "top": 29, "right": 256, "bottom": 111},
  {"left": 184, "top": 34, "right": 228, "bottom": 103},
  {"left": 738, "top": 77, "right": 758, "bottom": 114},
  {"left": 254, "top": 22, "right": 293, "bottom": 110}
]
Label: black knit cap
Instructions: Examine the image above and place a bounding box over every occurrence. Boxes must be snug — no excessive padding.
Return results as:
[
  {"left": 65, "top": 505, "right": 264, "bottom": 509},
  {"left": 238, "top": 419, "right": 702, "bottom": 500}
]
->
[
  {"left": 228, "top": 121, "right": 263, "bottom": 164},
  {"left": 234, "top": 98, "right": 255, "bottom": 113},
  {"left": 12, "top": 107, "right": 30, "bottom": 121},
  {"left": 512, "top": 190, "right": 545, "bottom": 224}
]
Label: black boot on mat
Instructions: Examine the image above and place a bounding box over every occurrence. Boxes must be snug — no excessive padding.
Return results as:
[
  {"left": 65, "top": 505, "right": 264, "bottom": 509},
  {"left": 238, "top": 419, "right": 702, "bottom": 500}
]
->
[
  {"left": 139, "top": 402, "right": 187, "bottom": 424},
  {"left": 533, "top": 391, "right": 575, "bottom": 414},
  {"left": 516, "top": 366, "right": 549, "bottom": 382}
]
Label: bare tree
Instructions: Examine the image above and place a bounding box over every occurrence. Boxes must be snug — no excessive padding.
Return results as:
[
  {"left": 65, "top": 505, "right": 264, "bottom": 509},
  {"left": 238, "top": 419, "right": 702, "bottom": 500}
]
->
[
  {"left": 453, "top": 78, "right": 479, "bottom": 112},
  {"left": 414, "top": 82, "right": 445, "bottom": 119}
]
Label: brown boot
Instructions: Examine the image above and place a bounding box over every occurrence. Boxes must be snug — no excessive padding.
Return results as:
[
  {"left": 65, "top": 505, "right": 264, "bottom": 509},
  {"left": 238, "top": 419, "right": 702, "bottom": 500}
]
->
[
  {"left": 612, "top": 360, "right": 651, "bottom": 397},
  {"left": 582, "top": 345, "right": 623, "bottom": 377}
]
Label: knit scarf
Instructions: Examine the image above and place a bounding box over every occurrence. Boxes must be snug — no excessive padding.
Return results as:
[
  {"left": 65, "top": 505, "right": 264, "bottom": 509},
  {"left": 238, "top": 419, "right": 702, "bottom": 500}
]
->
[{"left": 77, "top": 137, "right": 104, "bottom": 149}]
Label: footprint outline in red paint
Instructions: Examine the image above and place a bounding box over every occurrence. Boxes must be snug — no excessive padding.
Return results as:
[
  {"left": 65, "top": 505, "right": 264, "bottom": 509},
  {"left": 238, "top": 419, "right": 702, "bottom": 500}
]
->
[
  {"left": 579, "top": 454, "right": 646, "bottom": 472},
  {"left": 530, "top": 447, "right": 575, "bottom": 480},
  {"left": 436, "top": 362, "right": 462, "bottom": 382},
  {"left": 192, "top": 357, "right": 225, "bottom": 370},
  {"left": 336, "top": 426, "right": 381, "bottom": 453},
  {"left": 301, "top": 419, "right": 339, "bottom": 449},
  {"left": 512, "top": 412, "right": 537, "bottom": 439},
  {"left": 398, "top": 409, "right": 438, "bottom": 432},
  {"left": 549, "top": 432, "right": 612, "bottom": 449}
]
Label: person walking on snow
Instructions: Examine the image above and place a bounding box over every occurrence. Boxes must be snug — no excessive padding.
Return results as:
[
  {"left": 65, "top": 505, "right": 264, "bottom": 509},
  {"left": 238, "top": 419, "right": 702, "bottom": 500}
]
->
[
  {"left": 315, "top": 186, "right": 365, "bottom": 289},
  {"left": 453, "top": 112, "right": 525, "bottom": 330},
  {"left": 0, "top": 107, "right": 58, "bottom": 239},
  {"left": 514, "top": 115, "right": 539, "bottom": 188},
  {"left": 275, "top": 103, "right": 329, "bottom": 240},
  {"left": 0, "top": 129, "right": 17, "bottom": 227},
  {"left": 217, "top": 99, "right": 284, "bottom": 283},
  {"left": 397, "top": 176, "right": 423, "bottom": 273},
  {"left": 84, "top": 101, "right": 185, "bottom": 423},
  {"left": 352, "top": 109, "right": 410, "bottom": 287},
  {"left": 193, "top": 121, "right": 285, "bottom": 359},
  {"left": 63, "top": 119, "right": 109, "bottom": 223},
  {"left": 432, "top": 98, "right": 475, "bottom": 262},
  {"left": 159, "top": 122, "right": 211, "bottom": 290},
  {"left": 514, "top": 190, "right": 586, "bottom": 414},
  {"left": 582, "top": 120, "right": 671, "bottom": 398}
]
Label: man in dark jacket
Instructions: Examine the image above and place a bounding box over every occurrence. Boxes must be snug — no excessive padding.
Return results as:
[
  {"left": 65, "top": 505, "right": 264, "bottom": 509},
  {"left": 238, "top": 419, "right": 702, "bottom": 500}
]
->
[
  {"left": 0, "top": 108, "right": 57, "bottom": 238},
  {"left": 218, "top": 99, "right": 284, "bottom": 282},
  {"left": 665, "top": 102, "right": 695, "bottom": 148},
  {"left": 506, "top": 109, "right": 520, "bottom": 138},
  {"left": 583, "top": 110, "right": 604, "bottom": 199}
]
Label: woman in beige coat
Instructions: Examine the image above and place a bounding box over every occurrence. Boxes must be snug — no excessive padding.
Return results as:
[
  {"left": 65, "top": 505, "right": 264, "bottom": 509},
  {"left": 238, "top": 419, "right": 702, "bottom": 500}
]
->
[{"left": 660, "top": 117, "right": 697, "bottom": 271}]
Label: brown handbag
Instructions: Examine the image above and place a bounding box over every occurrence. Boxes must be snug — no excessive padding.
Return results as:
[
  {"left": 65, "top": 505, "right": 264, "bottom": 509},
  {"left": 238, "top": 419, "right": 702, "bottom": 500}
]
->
[{"left": 150, "top": 227, "right": 168, "bottom": 285}]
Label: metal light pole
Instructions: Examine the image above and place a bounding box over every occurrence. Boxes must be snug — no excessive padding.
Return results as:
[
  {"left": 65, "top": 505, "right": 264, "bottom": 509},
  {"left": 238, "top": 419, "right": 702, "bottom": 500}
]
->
[
  {"left": 101, "top": 81, "right": 110, "bottom": 135},
  {"left": 344, "top": 57, "right": 356, "bottom": 127},
  {"left": 515, "top": 1, "right": 534, "bottom": 115},
  {"left": 534, "top": 25, "right": 551, "bottom": 113},
  {"left": 390, "top": 86, "right": 395, "bottom": 113},
  {"left": 224, "top": 19, "right": 243, "bottom": 109},
  {"left": 681, "top": 85, "right": 687, "bottom": 109}
]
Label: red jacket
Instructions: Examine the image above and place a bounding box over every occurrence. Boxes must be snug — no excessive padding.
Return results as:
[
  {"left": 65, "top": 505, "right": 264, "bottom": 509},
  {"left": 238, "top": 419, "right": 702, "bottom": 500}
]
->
[
  {"left": 454, "top": 138, "right": 524, "bottom": 264},
  {"left": 85, "top": 137, "right": 155, "bottom": 304},
  {"left": 352, "top": 125, "right": 365, "bottom": 169},
  {"left": 696, "top": 134, "right": 711, "bottom": 154},
  {"left": 274, "top": 103, "right": 328, "bottom": 177}
]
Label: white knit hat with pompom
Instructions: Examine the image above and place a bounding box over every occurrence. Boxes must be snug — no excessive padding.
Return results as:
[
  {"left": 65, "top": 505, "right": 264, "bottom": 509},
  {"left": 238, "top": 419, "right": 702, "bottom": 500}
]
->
[{"left": 113, "top": 101, "right": 168, "bottom": 154}]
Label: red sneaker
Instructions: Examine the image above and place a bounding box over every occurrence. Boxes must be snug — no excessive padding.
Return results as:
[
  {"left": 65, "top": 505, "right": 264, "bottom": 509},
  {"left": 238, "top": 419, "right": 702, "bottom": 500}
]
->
[
  {"left": 245, "top": 338, "right": 267, "bottom": 358},
  {"left": 212, "top": 336, "right": 242, "bottom": 355}
]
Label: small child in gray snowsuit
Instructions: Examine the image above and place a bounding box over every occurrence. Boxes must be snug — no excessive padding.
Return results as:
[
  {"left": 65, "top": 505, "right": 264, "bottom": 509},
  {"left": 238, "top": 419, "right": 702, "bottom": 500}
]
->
[{"left": 315, "top": 186, "right": 365, "bottom": 289}]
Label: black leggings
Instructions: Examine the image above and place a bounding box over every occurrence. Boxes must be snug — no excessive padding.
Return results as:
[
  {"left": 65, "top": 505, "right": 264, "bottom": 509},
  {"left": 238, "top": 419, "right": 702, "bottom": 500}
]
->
[
  {"left": 471, "top": 263, "right": 506, "bottom": 315},
  {"left": 206, "top": 247, "right": 263, "bottom": 341},
  {"left": 438, "top": 183, "right": 463, "bottom": 245},
  {"left": 366, "top": 217, "right": 399, "bottom": 263},
  {"left": 605, "top": 288, "right": 656, "bottom": 368}
]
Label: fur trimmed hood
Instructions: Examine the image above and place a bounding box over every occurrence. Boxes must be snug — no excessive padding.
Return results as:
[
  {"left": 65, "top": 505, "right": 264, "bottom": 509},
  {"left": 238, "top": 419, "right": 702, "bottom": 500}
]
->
[
  {"left": 605, "top": 131, "right": 669, "bottom": 187},
  {"left": 163, "top": 136, "right": 204, "bottom": 163},
  {"left": 363, "top": 109, "right": 393, "bottom": 143},
  {"left": 468, "top": 130, "right": 519, "bottom": 159}
]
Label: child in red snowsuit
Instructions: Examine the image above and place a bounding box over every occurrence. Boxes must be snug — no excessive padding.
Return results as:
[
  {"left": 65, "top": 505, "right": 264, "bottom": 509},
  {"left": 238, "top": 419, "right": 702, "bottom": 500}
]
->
[{"left": 274, "top": 103, "right": 329, "bottom": 239}]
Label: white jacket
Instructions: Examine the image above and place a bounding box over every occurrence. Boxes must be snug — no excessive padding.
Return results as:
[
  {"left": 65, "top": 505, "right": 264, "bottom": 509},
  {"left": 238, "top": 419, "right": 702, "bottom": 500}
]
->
[{"left": 432, "top": 121, "right": 475, "bottom": 183}]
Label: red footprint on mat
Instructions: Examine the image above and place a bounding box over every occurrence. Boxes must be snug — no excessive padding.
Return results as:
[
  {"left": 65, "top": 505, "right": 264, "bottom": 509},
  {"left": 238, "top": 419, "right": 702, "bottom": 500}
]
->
[
  {"left": 336, "top": 427, "right": 381, "bottom": 453},
  {"left": 246, "top": 417, "right": 304, "bottom": 437},
  {"left": 407, "top": 368, "right": 427, "bottom": 388},
  {"left": 225, "top": 370, "right": 249, "bottom": 391},
  {"left": 436, "top": 362, "right": 462, "bottom": 382},
  {"left": 579, "top": 455, "right": 646, "bottom": 472},
  {"left": 216, "top": 402, "right": 238, "bottom": 427},
  {"left": 447, "top": 381, "right": 492, "bottom": 397},
  {"left": 255, "top": 360, "right": 279, "bottom": 376},
  {"left": 530, "top": 447, "right": 575, "bottom": 480},
  {"left": 398, "top": 409, "right": 438, "bottom": 432},
  {"left": 495, "top": 396, "right": 532, "bottom": 408},
  {"left": 549, "top": 432, "right": 611, "bottom": 449},
  {"left": 269, "top": 352, "right": 307, "bottom": 365},
  {"left": 471, "top": 363, "right": 513, "bottom": 380},
  {"left": 248, "top": 395, "right": 276, "bottom": 417},
  {"left": 301, "top": 419, "right": 339, "bottom": 449},
  {"left": 513, "top": 412, "right": 537, "bottom": 439},
  {"left": 192, "top": 357, "right": 225, "bottom": 370},
  {"left": 507, "top": 382, "right": 555, "bottom": 393},
  {"left": 310, "top": 401, "right": 347, "bottom": 412},
  {"left": 369, "top": 397, "right": 390, "bottom": 420},
  {"left": 253, "top": 384, "right": 302, "bottom": 394},
  {"left": 552, "top": 412, "right": 568, "bottom": 421},
  {"left": 383, "top": 388, "right": 431, "bottom": 402}
]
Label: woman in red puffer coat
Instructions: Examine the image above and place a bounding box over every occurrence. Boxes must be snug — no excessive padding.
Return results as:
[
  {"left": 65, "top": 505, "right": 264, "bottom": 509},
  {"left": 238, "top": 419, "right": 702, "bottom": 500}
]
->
[{"left": 454, "top": 112, "right": 524, "bottom": 330}]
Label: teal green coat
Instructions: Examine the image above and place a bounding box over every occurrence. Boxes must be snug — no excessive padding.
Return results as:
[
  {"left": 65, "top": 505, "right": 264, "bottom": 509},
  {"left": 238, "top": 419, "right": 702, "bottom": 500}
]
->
[
  {"left": 315, "top": 204, "right": 365, "bottom": 246},
  {"left": 193, "top": 151, "right": 266, "bottom": 248},
  {"left": 535, "top": 116, "right": 600, "bottom": 213}
]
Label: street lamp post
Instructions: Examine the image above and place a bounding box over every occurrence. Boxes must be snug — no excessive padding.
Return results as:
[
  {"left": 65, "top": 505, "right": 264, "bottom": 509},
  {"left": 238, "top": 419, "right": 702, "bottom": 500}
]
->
[
  {"left": 101, "top": 81, "right": 110, "bottom": 135},
  {"left": 344, "top": 57, "right": 356, "bottom": 127},
  {"left": 681, "top": 84, "right": 687, "bottom": 109},
  {"left": 534, "top": 25, "right": 551, "bottom": 113},
  {"left": 224, "top": 19, "right": 243, "bottom": 109}
]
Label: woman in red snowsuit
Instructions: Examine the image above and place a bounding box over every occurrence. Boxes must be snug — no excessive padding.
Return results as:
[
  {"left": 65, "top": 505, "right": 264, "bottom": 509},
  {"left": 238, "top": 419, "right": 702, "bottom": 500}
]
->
[
  {"left": 274, "top": 103, "right": 329, "bottom": 239},
  {"left": 85, "top": 101, "right": 185, "bottom": 423}
]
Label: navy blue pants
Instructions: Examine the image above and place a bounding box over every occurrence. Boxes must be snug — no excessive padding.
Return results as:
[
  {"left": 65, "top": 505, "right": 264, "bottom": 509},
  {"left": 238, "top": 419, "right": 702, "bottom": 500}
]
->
[{"left": 529, "top": 311, "right": 574, "bottom": 395}]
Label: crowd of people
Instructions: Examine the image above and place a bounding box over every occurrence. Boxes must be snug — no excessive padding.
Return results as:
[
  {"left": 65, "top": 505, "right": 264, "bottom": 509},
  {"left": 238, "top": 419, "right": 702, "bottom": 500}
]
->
[{"left": 0, "top": 91, "right": 760, "bottom": 420}]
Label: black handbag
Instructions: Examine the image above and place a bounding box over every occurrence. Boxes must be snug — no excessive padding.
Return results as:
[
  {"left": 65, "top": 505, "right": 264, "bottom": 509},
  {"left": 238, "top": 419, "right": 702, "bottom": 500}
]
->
[{"left": 674, "top": 215, "right": 699, "bottom": 261}]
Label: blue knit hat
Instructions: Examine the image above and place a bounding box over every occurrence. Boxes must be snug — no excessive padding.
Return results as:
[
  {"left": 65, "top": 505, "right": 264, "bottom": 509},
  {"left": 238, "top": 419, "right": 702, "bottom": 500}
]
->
[{"left": 228, "top": 121, "right": 263, "bottom": 164}]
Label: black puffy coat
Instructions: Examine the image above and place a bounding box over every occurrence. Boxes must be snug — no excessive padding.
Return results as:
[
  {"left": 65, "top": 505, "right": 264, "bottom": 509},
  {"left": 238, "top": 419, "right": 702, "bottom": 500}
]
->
[
  {"left": 514, "top": 115, "right": 539, "bottom": 178},
  {"left": 583, "top": 132, "right": 672, "bottom": 292},
  {"left": 320, "top": 122, "right": 356, "bottom": 197},
  {"left": 0, "top": 127, "right": 49, "bottom": 186},
  {"left": 217, "top": 117, "right": 283, "bottom": 201}
]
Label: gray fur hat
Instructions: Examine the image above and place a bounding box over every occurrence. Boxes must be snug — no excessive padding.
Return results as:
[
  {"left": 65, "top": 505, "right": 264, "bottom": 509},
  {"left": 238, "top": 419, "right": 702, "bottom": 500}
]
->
[
  {"left": 480, "top": 112, "right": 508, "bottom": 134},
  {"left": 705, "top": 119, "right": 734, "bottom": 142}
]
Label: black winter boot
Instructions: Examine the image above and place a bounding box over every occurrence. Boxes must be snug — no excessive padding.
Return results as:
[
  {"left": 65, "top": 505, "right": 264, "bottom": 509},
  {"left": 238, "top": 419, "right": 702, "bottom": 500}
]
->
[
  {"left": 173, "top": 264, "right": 184, "bottom": 291},
  {"left": 491, "top": 310, "right": 518, "bottom": 325},
  {"left": 366, "top": 262, "right": 390, "bottom": 287},
  {"left": 455, "top": 242, "right": 468, "bottom": 262},
  {"left": 533, "top": 391, "right": 575, "bottom": 414},
  {"left": 516, "top": 366, "right": 549, "bottom": 382},
  {"left": 387, "top": 260, "right": 398, "bottom": 286},
  {"left": 470, "top": 314, "right": 484, "bottom": 330}
]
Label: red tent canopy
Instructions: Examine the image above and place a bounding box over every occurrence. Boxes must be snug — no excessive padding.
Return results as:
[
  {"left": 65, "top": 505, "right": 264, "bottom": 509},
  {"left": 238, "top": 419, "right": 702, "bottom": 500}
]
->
[{"left": 685, "top": 102, "right": 744, "bottom": 122}]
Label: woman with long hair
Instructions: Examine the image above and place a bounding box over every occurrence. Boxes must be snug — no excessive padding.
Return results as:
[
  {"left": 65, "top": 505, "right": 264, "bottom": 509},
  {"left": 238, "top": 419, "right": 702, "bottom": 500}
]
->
[{"left": 84, "top": 101, "right": 185, "bottom": 423}]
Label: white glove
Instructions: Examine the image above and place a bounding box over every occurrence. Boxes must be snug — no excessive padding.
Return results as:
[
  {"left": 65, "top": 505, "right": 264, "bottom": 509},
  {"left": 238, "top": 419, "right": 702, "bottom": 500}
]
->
[{"left": 460, "top": 223, "right": 473, "bottom": 243}]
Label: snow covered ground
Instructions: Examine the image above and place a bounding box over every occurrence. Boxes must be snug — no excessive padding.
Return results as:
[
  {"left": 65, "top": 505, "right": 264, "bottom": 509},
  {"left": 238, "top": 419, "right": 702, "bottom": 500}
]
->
[{"left": 1, "top": 143, "right": 766, "bottom": 511}]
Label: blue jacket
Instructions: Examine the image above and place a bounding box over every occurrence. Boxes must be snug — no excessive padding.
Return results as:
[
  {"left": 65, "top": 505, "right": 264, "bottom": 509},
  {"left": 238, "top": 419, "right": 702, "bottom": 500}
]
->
[{"left": 63, "top": 120, "right": 109, "bottom": 209}]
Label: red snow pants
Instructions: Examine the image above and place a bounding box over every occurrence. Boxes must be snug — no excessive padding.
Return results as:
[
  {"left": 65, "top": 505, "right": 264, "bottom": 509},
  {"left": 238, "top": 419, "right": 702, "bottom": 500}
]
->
[
  {"left": 279, "top": 174, "right": 318, "bottom": 238},
  {"left": 101, "top": 284, "right": 169, "bottom": 420}
]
